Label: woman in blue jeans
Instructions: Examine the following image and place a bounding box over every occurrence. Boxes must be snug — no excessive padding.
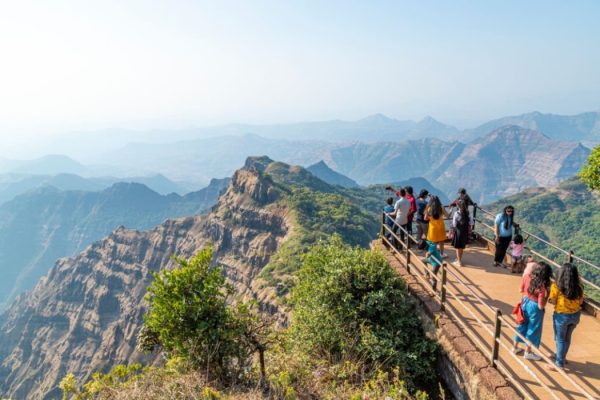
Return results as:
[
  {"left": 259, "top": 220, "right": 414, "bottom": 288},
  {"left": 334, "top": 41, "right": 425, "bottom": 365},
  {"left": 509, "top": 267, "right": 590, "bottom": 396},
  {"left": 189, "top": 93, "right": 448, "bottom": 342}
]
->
[
  {"left": 512, "top": 263, "right": 553, "bottom": 360},
  {"left": 548, "top": 263, "right": 584, "bottom": 370}
]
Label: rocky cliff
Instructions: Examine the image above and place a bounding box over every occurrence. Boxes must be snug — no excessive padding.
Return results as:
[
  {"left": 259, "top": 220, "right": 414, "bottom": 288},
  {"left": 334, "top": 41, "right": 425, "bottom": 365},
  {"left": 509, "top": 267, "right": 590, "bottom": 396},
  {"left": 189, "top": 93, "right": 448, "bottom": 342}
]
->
[
  {"left": 0, "top": 158, "right": 291, "bottom": 399},
  {"left": 0, "top": 178, "right": 230, "bottom": 311}
]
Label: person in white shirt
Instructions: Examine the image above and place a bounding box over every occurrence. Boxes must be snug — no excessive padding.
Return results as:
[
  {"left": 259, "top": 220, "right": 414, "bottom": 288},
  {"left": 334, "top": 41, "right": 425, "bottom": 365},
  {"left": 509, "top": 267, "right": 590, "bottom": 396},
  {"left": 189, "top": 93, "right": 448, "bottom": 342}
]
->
[{"left": 392, "top": 188, "right": 411, "bottom": 249}]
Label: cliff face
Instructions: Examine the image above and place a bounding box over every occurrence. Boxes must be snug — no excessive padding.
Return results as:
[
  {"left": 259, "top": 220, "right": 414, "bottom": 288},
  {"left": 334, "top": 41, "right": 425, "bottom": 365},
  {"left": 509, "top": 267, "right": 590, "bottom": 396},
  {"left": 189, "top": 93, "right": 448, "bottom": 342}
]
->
[
  {"left": 0, "top": 158, "right": 291, "bottom": 400},
  {"left": 0, "top": 178, "right": 229, "bottom": 311}
]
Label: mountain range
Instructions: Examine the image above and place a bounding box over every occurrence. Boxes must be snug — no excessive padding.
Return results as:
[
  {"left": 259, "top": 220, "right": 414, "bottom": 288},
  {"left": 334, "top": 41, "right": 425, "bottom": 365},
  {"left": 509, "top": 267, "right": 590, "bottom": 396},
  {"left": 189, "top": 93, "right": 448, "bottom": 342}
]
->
[
  {"left": 0, "top": 178, "right": 229, "bottom": 311},
  {"left": 101, "top": 126, "right": 589, "bottom": 203},
  {"left": 0, "top": 156, "right": 382, "bottom": 399}
]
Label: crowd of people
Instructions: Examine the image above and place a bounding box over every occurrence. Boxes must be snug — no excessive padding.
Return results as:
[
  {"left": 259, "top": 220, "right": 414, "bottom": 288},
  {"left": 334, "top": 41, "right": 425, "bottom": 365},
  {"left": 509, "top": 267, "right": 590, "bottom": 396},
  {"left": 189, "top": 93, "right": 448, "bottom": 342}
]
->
[
  {"left": 383, "top": 186, "right": 586, "bottom": 372},
  {"left": 384, "top": 186, "right": 475, "bottom": 266}
]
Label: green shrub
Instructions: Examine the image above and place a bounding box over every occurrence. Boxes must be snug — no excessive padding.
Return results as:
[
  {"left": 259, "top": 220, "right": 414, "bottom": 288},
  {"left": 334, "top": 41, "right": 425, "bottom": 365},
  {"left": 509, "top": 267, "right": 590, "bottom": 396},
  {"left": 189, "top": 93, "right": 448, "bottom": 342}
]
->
[
  {"left": 289, "top": 237, "right": 438, "bottom": 392},
  {"left": 580, "top": 144, "right": 600, "bottom": 191},
  {"left": 142, "top": 247, "right": 269, "bottom": 381}
]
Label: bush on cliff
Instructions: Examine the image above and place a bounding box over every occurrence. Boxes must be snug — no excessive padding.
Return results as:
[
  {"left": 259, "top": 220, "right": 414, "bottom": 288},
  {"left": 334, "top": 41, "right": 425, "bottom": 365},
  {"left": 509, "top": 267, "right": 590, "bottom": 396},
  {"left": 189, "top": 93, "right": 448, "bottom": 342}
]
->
[
  {"left": 287, "top": 237, "right": 438, "bottom": 393},
  {"left": 140, "top": 247, "right": 271, "bottom": 382}
]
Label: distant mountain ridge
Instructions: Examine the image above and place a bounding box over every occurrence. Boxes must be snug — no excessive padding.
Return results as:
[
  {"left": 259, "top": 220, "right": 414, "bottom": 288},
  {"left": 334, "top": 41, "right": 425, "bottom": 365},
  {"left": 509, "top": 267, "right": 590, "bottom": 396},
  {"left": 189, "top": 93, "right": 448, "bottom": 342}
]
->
[
  {"left": 306, "top": 160, "right": 359, "bottom": 188},
  {"left": 0, "top": 177, "right": 229, "bottom": 311},
  {"left": 0, "top": 172, "right": 193, "bottom": 205},
  {"left": 465, "top": 111, "right": 600, "bottom": 144},
  {"left": 103, "top": 126, "right": 588, "bottom": 202}
]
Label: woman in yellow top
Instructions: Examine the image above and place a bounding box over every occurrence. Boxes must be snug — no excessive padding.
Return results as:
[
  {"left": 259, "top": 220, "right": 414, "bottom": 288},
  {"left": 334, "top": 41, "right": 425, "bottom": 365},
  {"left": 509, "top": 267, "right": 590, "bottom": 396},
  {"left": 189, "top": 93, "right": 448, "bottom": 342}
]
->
[
  {"left": 425, "top": 195, "right": 450, "bottom": 257},
  {"left": 548, "top": 263, "right": 584, "bottom": 370}
]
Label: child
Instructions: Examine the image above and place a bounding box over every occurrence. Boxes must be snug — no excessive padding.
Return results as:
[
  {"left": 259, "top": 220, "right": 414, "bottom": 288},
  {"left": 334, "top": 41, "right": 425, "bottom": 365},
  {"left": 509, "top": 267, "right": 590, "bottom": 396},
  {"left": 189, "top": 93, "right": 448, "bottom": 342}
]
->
[
  {"left": 510, "top": 232, "right": 526, "bottom": 273},
  {"left": 383, "top": 197, "right": 395, "bottom": 241},
  {"left": 422, "top": 240, "right": 443, "bottom": 290},
  {"left": 523, "top": 255, "right": 538, "bottom": 277}
]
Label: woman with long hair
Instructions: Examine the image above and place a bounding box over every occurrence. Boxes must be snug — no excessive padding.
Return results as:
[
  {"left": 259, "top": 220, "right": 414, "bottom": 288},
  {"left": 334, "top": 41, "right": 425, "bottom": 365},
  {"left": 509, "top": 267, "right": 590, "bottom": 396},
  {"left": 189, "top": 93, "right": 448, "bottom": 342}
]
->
[
  {"left": 512, "top": 262, "right": 552, "bottom": 360},
  {"left": 494, "top": 205, "right": 515, "bottom": 267},
  {"left": 548, "top": 263, "right": 585, "bottom": 370},
  {"left": 451, "top": 199, "right": 472, "bottom": 266},
  {"left": 425, "top": 195, "right": 450, "bottom": 256}
]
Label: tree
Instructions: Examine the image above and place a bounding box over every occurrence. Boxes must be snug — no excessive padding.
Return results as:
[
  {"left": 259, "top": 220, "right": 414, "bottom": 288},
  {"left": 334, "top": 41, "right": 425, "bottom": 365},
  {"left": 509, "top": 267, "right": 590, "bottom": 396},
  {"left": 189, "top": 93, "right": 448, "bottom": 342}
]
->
[
  {"left": 580, "top": 145, "right": 600, "bottom": 191},
  {"left": 290, "top": 236, "right": 438, "bottom": 392},
  {"left": 141, "top": 247, "right": 271, "bottom": 381}
]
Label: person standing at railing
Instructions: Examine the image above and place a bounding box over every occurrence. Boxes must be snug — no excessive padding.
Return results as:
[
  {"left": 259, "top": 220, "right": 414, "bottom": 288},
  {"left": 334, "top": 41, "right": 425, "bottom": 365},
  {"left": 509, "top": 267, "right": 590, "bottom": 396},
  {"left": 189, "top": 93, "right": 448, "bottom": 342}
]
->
[
  {"left": 447, "top": 187, "right": 475, "bottom": 209},
  {"left": 405, "top": 186, "right": 417, "bottom": 235},
  {"left": 415, "top": 189, "right": 429, "bottom": 247},
  {"left": 383, "top": 197, "right": 395, "bottom": 240},
  {"left": 547, "top": 263, "right": 584, "bottom": 370},
  {"left": 512, "top": 263, "right": 552, "bottom": 360},
  {"left": 493, "top": 205, "right": 516, "bottom": 267},
  {"left": 425, "top": 195, "right": 450, "bottom": 257},
  {"left": 451, "top": 200, "right": 473, "bottom": 267},
  {"left": 392, "top": 188, "right": 411, "bottom": 249}
]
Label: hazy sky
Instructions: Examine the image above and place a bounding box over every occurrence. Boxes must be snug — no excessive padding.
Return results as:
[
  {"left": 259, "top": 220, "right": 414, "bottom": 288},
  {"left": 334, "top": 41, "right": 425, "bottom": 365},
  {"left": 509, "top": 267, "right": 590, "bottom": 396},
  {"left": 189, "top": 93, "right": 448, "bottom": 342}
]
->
[{"left": 1, "top": 0, "right": 599, "bottom": 145}]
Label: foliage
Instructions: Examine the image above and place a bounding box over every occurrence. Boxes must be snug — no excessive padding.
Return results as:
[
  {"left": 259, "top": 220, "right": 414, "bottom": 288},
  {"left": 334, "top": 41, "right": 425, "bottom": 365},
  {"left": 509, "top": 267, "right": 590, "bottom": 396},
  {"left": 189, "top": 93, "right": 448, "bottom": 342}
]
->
[
  {"left": 60, "top": 364, "right": 143, "bottom": 400},
  {"left": 142, "top": 247, "right": 271, "bottom": 380},
  {"left": 289, "top": 237, "right": 438, "bottom": 392},
  {"left": 257, "top": 176, "right": 381, "bottom": 294},
  {"left": 579, "top": 144, "right": 600, "bottom": 191}
]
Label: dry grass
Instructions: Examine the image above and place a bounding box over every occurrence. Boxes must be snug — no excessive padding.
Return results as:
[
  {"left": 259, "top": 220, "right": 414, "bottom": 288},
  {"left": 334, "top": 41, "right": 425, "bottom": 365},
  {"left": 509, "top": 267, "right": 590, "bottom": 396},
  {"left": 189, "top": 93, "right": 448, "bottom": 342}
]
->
[{"left": 91, "top": 369, "right": 264, "bottom": 400}]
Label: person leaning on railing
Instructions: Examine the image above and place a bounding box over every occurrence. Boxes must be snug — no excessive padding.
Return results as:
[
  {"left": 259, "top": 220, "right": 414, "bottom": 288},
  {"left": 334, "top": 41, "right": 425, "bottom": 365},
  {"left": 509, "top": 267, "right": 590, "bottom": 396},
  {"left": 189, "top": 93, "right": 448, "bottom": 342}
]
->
[
  {"left": 547, "top": 263, "right": 585, "bottom": 370},
  {"left": 383, "top": 197, "right": 395, "bottom": 240},
  {"left": 493, "top": 205, "right": 516, "bottom": 268}
]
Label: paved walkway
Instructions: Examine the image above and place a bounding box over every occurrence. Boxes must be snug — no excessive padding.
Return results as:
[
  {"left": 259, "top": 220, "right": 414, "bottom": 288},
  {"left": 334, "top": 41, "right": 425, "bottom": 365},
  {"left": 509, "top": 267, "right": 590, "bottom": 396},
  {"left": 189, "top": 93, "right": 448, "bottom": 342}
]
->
[{"left": 386, "top": 240, "right": 600, "bottom": 399}]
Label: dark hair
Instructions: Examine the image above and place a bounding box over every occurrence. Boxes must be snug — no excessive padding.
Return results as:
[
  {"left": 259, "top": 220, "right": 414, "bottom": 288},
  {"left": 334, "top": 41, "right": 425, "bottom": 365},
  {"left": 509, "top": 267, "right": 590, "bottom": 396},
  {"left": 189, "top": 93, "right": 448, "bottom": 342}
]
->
[
  {"left": 458, "top": 188, "right": 467, "bottom": 195},
  {"left": 418, "top": 189, "right": 429, "bottom": 198},
  {"left": 399, "top": 188, "right": 406, "bottom": 197},
  {"left": 429, "top": 196, "right": 443, "bottom": 219},
  {"left": 457, "top": 199, "right": 469, "bottom": 224},
  {"left": 502, "top": 205, "right": 514, "bottom": 230},
  {"left": 513, "top": 234, "right": 523, "bottom": 245},
  {"left": 557, "top": 263, "right": 584, "bottom": 300},
  {"left": 386, "top": 197, "right": 394, "bottom": 205},
  {"left": 405, "top": 186, "right": 413, "bottom": 195},
  {"left": 528, "top": 262, "right": 552, "bottom": 297}
]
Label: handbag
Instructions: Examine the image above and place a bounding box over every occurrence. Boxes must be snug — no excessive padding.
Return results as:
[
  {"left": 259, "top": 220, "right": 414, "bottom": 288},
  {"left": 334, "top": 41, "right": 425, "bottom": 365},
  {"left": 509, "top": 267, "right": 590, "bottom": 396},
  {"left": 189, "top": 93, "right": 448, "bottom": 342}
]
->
[
  {"left": 447, "top": 227, "right": 455, "bottom": 240},
  {"left": 512, "top": 300, "right": 525, "bottom": 324}
]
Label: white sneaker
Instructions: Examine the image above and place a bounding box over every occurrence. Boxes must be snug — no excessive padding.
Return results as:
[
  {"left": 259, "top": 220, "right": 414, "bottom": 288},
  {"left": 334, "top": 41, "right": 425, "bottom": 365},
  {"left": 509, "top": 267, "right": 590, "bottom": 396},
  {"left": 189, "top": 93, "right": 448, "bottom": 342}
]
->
[{"left": 525, "top": 352, "right": 542, "bottom": 361}]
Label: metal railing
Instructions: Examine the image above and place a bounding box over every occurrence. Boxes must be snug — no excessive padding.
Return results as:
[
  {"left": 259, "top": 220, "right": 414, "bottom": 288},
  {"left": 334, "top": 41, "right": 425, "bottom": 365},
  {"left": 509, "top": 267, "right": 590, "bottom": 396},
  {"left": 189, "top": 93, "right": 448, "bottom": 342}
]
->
[
  {"left": 474, "top": 205, "right": 600, "bottom": 297},
  {"left": 380, "top": 213, "right": 596, "bottom": 400}
]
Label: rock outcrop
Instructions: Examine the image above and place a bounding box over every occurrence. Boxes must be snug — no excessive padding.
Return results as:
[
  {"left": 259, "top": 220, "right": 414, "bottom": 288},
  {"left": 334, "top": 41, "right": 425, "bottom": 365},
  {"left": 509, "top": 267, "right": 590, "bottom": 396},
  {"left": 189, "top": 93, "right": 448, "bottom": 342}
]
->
[{"left": 0, "top": 158, "right": 290, "bottom": 399}]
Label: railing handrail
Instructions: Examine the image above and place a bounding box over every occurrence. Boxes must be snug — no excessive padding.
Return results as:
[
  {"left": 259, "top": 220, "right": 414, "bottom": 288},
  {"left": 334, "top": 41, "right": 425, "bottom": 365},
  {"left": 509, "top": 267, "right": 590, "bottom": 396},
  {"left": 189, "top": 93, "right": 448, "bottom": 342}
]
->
[
  {"left": 380, "top": 213, "right": 596, "bottom": 400},
  {"left": 475, "top": 218, "right": 600, "bottom": 294},
  {"left": 475, "top": 205, "right": 600, "bottom": 275}
]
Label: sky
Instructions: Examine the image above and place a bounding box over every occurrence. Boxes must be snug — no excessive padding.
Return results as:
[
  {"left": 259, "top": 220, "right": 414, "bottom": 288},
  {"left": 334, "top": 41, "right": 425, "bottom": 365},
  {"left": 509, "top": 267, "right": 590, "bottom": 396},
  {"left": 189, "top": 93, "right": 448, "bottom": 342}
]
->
[{"left": 0, "top": 0, "right": 599, "bottom": 153}]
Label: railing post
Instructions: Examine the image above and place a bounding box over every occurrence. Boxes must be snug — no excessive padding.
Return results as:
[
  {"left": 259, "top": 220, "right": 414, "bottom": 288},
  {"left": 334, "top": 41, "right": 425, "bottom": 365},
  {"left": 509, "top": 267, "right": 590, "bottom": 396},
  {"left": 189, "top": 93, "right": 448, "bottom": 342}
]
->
[
  {"left": 490, "top": 309, "right": 502, "bottom": 367},
  {"left": 405, "top": 233, "right": 411, "bottom": 273},
  {"left": 568, "top": 250, "right": 574, "bottom": 264},
  {"left": 472, "top": 205, "right": 478, "bottom": 233},
  {"left": 440, "top": 263, "right": 447, "bottom": 311},
  {"left": 381, "top": 212, "right": 386, "bottom": 243}
]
